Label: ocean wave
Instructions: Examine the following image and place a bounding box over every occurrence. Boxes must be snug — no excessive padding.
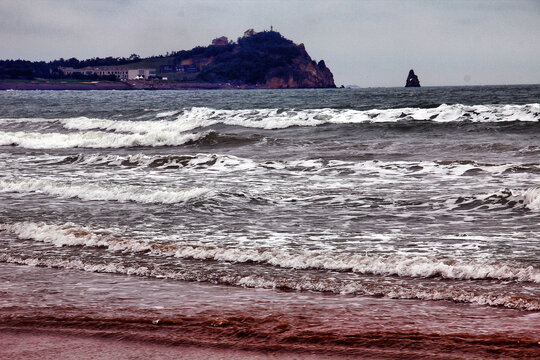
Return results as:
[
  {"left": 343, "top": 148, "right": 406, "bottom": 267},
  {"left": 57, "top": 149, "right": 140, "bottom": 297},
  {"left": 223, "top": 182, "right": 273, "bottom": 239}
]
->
[
  {"left": 54, "top": 104, "right": 540, "bottom": 133},
  {"left": 42, "top": 154, "right": 540, "bottom": 180},
  {"left": 1, "top": 252, "right": 538, "bottom": 311},
  {"left": 2, "top": 221, "right": 537, "bottom": 283},
  {"left": 0, "top": 178, "right": 208, "bottom": 204},
  {"left": 236, "top": 275, "right": 540, "bottom": 311},
  {"left": 155, "top": 110, "right": 180, "bottom": 118},
  {"left": 0, "top": 117, "right": 59, "bottom": 124},
  {"left": 52, "top": 153, "right": 259, "bottom": 171},
  {"left": 2, "top": 104, "right": 538, "bottom": 134},
  {"left": 519, "top": 145, "right": 540, "bottom": 155},
  {"left": 0, "top": 130, "right": 209, "bottom": 149},
  {"left": 455, "top": 187, "right": 540, "bottom": 211},
  {"left": 170, "top": 245, "right": 539, "bottom": 283}
]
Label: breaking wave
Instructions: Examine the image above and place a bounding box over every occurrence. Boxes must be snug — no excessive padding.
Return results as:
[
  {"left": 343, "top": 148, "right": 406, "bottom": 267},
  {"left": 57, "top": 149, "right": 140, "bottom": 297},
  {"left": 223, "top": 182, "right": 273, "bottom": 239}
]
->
[
  {"left": 2, "top": 103, "right": 538, "bottom": 149},
  {"left": 1, "top": 252, "right": 538, "bottom": 311},
  {"left": 45, "top": 154, "right": 540, "bottom": 182},
  {"left": 0, "top": 178, "right": 208, "bottom": 204},
  {"left": 0, "top": 130, "right": 209, "bottom": 149},
  {"left": 2, "top": 222, "right": 538, "bottom": 284},
  {"left": 455, "top": 187, "right": 540, "bottom": 211},
  {"left": 51, "top": 153, "right": 258, "bottom": 171},
  {"left": 50, "top": 103, "right": 540, "bottom": 133}
]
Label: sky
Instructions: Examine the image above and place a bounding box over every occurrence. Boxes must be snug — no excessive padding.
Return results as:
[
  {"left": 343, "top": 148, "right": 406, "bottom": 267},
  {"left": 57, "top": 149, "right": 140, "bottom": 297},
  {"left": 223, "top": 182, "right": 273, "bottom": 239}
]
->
[{"left": 1, "top": 0, "right": 539, "bottom": 87}]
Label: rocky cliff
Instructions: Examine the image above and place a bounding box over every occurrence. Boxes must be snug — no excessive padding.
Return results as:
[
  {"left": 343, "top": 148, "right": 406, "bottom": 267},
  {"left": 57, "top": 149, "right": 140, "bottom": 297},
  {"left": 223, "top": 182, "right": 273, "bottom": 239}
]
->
[{"left": 197, "top": 30, "right": 336, "bottom": 88}]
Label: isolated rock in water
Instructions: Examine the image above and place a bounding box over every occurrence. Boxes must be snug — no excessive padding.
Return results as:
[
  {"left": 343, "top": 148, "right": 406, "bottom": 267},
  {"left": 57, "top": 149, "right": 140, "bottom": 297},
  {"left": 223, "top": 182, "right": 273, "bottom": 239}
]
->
[{"left": 405, "top": 69, "right": 421, "bottom": 87}]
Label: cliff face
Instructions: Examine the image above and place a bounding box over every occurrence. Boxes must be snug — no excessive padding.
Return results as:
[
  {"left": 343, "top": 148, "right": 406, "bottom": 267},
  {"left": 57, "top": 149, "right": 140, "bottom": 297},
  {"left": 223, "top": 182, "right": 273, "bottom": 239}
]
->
[
  {"left": 261, "top": 44, "right": 335, "bottom": 88},
  {"left": 198, "top": 31, "right": 336, "bottom": 88}
]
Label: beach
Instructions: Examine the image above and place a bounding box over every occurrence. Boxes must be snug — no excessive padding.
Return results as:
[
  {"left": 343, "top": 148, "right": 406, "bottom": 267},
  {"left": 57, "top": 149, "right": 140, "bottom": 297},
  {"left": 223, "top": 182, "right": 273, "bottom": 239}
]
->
[
  {"left": 1, "top": 86, "right": 539, "bottom": 358},
  {"left": 2, "top": 263, "right": 537, "bottom": 359}
]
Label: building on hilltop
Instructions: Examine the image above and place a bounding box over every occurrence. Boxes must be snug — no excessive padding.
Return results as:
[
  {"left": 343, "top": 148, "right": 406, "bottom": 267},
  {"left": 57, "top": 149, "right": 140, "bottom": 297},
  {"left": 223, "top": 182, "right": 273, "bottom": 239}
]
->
[
  {"left": 59, "top": 66, "right": 156, "bottom": 80},
  {"left": 211, "top": 36, "right": 229, "bottom": 46},
  {"left": 243, "top": 29, "right": 256, "bottom": 38}
]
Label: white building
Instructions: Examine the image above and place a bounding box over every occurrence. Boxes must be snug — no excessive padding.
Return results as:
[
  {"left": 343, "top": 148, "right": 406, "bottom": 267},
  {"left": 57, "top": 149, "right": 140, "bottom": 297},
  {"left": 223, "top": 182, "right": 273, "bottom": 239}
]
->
[
  {"left": 127, "top": 69, "right": 156, "bottom": 80},
  {"left": 59, "top": 66, "right": 156, "bottom": 80}
]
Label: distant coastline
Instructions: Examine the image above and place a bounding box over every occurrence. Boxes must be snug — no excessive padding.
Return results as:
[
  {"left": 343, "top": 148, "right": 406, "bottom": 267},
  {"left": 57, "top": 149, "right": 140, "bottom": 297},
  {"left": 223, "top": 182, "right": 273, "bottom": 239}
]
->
[
  {"left": 3, "top": 80, "right": 539, "bottom": 91},
  {"left": 0, "top": 79, "right": 257, "bottom": 91},
  {"left": 0, "top": 29, "right": 335, "bottom": 90}
]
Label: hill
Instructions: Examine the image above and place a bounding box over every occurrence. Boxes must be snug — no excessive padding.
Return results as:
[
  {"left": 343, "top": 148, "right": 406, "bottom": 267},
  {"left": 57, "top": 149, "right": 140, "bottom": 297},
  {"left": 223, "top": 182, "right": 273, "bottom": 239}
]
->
[{"left": 0, "top": 29, "right": 335, "bottom": 89}]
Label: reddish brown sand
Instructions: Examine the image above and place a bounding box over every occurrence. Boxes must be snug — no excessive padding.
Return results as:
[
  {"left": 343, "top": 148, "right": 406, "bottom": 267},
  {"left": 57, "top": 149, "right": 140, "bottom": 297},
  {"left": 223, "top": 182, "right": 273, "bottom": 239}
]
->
[
  {"left": 1, "top": 327, "right": 538, "bottom": 360},
  {"left": 1, "top": 264, "right": 538, "bottom": 359},
  {"left": 1, "top": 316, "right": 538, "bottom": 360},
  {"left": 1, "top": 331, "right": 361, "bottom": 360}
]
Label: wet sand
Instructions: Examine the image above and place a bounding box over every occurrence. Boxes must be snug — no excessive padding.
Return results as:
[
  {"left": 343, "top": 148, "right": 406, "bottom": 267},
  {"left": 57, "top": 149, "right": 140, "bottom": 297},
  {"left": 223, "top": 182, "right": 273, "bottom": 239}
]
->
[
  {"left": 2, "top": 322, "right": 538, "bottom": 359},
  {"left": 1, "top": 264, "right": 539, "bottom": 359},
  {"left": 1, "top": 331, "right": 361, "bottom": 360}
]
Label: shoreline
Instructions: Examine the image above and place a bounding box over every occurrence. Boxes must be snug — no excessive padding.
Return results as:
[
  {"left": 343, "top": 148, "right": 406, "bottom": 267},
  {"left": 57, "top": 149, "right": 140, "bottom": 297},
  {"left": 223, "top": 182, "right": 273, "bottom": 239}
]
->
[
  {"left": 1, "top": 264, "right": 538, "bottom": 359},
  {"left": 0, "top": 79, "right": 337, "bottom": 91},
  {"left": 0, "top": 80, "right": 240, "bottom": 91}
]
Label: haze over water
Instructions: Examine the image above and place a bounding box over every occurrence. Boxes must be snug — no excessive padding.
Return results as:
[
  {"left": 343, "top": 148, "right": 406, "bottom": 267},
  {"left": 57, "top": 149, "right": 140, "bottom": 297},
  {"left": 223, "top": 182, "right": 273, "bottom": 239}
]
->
[{"left": 1, "top": 86, "right": 539, "bottom": 357}]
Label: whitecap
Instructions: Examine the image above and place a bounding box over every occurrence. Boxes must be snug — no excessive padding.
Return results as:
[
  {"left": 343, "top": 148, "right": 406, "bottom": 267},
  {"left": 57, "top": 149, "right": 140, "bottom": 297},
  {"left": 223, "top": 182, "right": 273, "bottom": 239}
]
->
[
  {"left": 2, "top": 221, "right": 537, "bottom": 283},
  {"left": 455, "top": 187, "right": 540, "bottom": 211},
  {"left": 0, "top": 130, "right": 208, "bottom": 149},
  {"left": 0, "top": 178, "right": 208, "bottom": 204},
  {"left": 1, "top": 251, "right": 538, "bottom": 311},
  {"left": 52, "top": 104, "right": 540, "bottom": 134}
]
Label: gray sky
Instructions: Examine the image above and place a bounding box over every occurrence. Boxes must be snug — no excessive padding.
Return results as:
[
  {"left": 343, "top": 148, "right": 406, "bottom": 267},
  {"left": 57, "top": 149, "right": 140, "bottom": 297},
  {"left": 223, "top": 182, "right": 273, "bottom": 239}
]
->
[{"left": 1, "top": 0, "right": 539, "bottom": 87}]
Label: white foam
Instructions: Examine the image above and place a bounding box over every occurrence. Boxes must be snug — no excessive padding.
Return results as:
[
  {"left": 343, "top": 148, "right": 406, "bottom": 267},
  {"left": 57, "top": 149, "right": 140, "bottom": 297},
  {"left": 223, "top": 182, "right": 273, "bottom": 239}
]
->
[
  {"left": 59, "top": 108, "right": 325, "bottom": 133},
  {"left": 49, "top": 154, "right": 538, "bottom": 183},
  {"left": 458, "top": 187, "right": 540, "bottom": 211},
  {"left": 170, "top": 245, "right": 540, "bottom": 283},
  {"left": 510, "top": 187, "right": 540, "bottom": 210},
  {"left": 2, "top": 221, "right": 537, "bottom": 283},
  {"left": 2, "top": 104, "right": 538, "bottom": 134},
  {"left": 0, "top": 117, "right": 59, "bottom": 124},
  {"left": 1, "top": 252, "right": 537, "bottom": 311},
  {"left": 54, "top": 104, "right": 540, "bottom": 134},
  {"left": 155, "top": 110, "right": 180, "bottom": 118},
  {"left": 236, "top": 276, "right": 540, "bottom": 311},
  {"left": 0, "top": 254, "right": 153, "bottom": 277},
  {"left": 0, "top": 130, "right": 208, "bottom": 149},
  {"left": 0, "top": 222, "right": 129, "bottom": 249},
  {"left": 52, "top": 153, "right": 259, "bottom": 172},
  {"left": 0, "top": 178, "right": 208, "bottom": 204}
]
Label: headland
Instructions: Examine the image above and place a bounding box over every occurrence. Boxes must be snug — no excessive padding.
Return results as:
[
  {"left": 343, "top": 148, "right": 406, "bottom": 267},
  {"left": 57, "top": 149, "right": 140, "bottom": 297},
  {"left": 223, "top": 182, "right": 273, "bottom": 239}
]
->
[{"left": 0, "top": 29, "right": 335, "bottom": 90}]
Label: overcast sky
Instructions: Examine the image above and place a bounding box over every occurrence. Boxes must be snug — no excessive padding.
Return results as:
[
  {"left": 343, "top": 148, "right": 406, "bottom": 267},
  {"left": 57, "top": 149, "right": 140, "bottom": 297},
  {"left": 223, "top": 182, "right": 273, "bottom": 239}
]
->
[{"left": 1, "top": 0, "right": 539, "bottom": 87}]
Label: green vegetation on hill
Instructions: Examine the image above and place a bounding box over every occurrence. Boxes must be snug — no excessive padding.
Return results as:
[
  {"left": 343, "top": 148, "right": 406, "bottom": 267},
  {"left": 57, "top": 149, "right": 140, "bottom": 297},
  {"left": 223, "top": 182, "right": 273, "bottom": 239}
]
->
[
  {"left": 0, "top": 30, "right": 335, "bottom": 88},
  {"left": 198, "top": 31, "right": 302, "bottom": 84},
  {"left": 0, "top": 55, "right": 143, "bottom": 80}
]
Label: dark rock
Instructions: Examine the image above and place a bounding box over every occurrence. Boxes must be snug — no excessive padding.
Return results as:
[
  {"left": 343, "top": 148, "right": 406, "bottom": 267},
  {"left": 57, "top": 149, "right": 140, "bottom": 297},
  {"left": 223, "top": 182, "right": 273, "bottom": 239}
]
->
[
  {"left": 199, "top": 30, "right": 336, "bottom": 88},
  {"left": 405, "top": 69, "right": 421, "bottom": 87}
]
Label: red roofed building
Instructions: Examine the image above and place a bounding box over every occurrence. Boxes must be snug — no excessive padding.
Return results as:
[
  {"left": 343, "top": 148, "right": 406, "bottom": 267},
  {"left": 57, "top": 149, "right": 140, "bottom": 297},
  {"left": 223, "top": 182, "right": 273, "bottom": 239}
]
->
[{"left": 211, "top": 36, "right": 229, "bottom": 46}]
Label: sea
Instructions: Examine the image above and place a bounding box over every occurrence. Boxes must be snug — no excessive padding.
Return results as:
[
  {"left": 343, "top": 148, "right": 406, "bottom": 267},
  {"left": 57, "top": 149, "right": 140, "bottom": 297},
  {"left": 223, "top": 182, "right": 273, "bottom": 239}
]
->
[{"left": 0, "top": 86, "right": 539, "bottom": 358}]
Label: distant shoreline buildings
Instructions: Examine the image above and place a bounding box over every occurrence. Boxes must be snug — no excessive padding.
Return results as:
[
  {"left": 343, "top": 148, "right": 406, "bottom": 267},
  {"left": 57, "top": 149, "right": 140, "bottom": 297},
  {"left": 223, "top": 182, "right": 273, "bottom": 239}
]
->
[
  {"left": 59, "top": 66, "right": 156, "bottom": 80},
  {"left": 159, "top": 64, "right": 198, "bottom": 74},
  {"left": 37, "top": 29, "right": 335, "bottom": 88}
]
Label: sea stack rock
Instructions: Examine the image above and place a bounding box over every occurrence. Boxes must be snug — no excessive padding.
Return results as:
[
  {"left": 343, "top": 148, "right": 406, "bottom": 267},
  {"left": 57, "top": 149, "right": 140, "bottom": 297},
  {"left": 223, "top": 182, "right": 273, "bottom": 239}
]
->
[{"left": 405, "top": 69, "right": 421, "bottom": 87}]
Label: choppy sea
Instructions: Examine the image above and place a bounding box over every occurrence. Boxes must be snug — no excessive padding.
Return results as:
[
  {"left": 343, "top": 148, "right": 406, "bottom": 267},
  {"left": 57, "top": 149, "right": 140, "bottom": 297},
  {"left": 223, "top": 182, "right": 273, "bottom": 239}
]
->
[{"left": 1, "top": 86, "right": 539, "bottom": 357}]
